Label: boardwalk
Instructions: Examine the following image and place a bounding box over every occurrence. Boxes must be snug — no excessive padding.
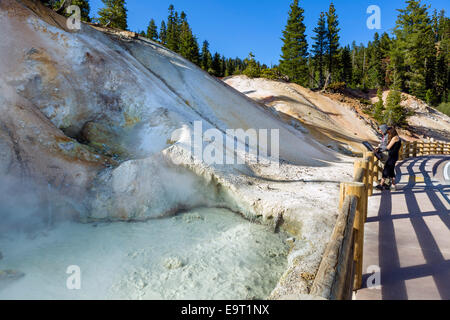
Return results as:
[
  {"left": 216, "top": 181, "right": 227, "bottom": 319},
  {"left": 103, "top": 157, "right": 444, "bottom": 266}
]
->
[{"left": 356, "top": 156, "right": 450, "bottom": 300}]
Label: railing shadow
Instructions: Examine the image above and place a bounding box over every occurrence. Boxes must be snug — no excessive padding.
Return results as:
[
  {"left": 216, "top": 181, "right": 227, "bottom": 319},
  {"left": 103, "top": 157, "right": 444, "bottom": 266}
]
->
[{"left": 363, "top": 156, "right": 450, "bottom": 300}]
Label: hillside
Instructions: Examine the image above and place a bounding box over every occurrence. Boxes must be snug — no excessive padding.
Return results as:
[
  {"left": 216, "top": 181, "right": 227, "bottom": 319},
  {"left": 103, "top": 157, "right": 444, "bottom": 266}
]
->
[
  {"left": 225, "top": 76, "right": 450, "bottom": 146},
  {"left": 224, "top": 76, "right": 380, "bottom": 155}
]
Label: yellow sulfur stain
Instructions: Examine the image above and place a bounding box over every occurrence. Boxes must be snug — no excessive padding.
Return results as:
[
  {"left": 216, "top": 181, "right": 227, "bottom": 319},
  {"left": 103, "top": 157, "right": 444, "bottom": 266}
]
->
[{"left": 124, "top": 112, "right": 141, "bottom": 127}]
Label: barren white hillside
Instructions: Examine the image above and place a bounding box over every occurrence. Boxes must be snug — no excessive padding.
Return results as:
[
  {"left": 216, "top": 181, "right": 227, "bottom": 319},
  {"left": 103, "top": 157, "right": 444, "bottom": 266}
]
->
[
  {"left": 0, "top": 0, "right": 356, "bottom": 299},
  {"left": 225, "top": 76, "right": 380, "bottom": 153},
  {"left": 225, "top": 76, "right": 450, "bottom": 148},
  {"left": 374, "top": 91, "right": 450, "bottom": 141}
]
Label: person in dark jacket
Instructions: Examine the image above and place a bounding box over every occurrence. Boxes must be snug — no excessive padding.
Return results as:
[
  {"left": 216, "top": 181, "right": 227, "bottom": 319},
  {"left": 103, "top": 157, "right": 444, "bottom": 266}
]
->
[
  {"left": 375, "top": 124, "right": 389, "bottom": 164},
  {"left": 376, "top": 127, "right": 402, "bottom": 191}
]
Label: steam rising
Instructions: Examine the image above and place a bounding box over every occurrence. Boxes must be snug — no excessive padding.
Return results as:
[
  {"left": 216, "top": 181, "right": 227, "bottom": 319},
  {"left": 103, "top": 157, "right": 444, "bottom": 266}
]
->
[
  {"left": 0, "top": 175, "right": 49, "bottom": 235},
  {"left": 89, "top": 155, "right": 223, "bottom": 221}
]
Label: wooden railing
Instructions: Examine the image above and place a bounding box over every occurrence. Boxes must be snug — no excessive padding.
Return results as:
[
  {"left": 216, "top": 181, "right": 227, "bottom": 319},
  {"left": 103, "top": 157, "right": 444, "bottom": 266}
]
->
[{"left": 309, "top": 139, "right": 450, "bottom": 300}]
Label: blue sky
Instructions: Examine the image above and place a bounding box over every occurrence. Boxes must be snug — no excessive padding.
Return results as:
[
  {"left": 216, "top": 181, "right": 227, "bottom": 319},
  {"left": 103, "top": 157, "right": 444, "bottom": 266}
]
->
[{"left": 89, "top": 0, "right": 449, "bottom": 66}]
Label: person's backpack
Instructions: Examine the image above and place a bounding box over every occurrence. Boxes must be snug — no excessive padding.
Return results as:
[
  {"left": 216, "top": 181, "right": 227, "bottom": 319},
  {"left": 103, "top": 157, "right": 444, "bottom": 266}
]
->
[{"left": 363, "top": 141, "right": 384, "bottom": 161}]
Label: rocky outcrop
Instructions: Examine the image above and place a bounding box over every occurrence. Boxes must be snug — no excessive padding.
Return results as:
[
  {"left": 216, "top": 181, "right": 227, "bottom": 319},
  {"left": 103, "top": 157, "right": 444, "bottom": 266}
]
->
[
  {"left": 0, "top": 0, "right": 347, "bottom": 219},
  {"left": 0, "top": 270, "right": 25, "bottom": 290}
]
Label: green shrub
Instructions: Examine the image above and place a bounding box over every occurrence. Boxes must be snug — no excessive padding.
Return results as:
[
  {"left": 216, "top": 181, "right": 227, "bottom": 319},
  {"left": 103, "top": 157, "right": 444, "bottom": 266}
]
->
[
  {"left": 425, "top": 89, "right": 440, "bottom": 107},
  {"left": 242, "top": 65, "right": 261, "bottom": 78},
  {"left": 437, "top": 102, "right": 450, "bottom": 117},
  {"left": 383, "top": 90, "right": 409, "bottom": 126},
  {"left": 242, "top": 52, "right": 261, "bottom": 78},
  {"left": 260, "top": 67, "right": 284, "bottom": 81},
  {"left": 373, "top": 88, "right": 385, "bottom": 123},
  {"left": 359, "top": 98, "right": 371, "bottom": 105},
  {"left": 326, "top": 82, "right": 346, "bottom": 93}
]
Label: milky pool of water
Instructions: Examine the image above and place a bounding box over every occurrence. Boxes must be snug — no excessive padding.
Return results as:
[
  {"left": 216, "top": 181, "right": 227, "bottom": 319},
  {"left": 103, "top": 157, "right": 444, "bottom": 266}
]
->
[{"left": 0, "top": 208, "right": 289, "bottom": 300}]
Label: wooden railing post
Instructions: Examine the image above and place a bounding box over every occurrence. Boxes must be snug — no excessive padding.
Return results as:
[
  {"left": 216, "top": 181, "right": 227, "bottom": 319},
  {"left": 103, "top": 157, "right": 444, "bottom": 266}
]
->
[
  {"left": 406, "top": 142, "right": 411, "bottom": 159},
  {"left": 373, "top": 159, "right": 379, "bottom": 186},
  {"left": 354, "top": 160, "right": 369, "bottom": 221},
  {"left": 365, "top": 152, "right": 375, "bottom": 196},
  {"left": 418, "top": 141, "right": 424, "bottom": 156},
  {"left": 340, "top": 182, "right": 366, "bottom": 291},
  {"left": 354, "top": 159, "right": 369, "bottom": 186},
  {"left": 339, "top": 182, "right": 346, "bottom": 210},
  {"left": 413, "top": 141, "right": 418, "bottom": 158},
  {"left": 310, "top": 196, "right": 358, "bottom": 300}
]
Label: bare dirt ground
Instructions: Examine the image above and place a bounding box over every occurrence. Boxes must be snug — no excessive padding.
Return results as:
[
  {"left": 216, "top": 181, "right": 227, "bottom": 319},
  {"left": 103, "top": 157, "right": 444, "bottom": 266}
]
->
[{"left": 344, "top": 88, "right": 450, "bottom": 142}]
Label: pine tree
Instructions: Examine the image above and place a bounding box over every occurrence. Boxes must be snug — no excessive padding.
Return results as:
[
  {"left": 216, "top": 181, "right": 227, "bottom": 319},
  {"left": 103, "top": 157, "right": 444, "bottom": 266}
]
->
[
  {"left": 383, "top": 90, "right": 407, "bottom": 126},
  {"left": 54, "top": 0, "right": 91, "bottom": 22},
  {"left": 74, "top": 0, "right": 91, "bottom": 22},
  {"left": 178, "top": 13, "right": 200, "bottom": 65},
  {"left": 389, "top": 42, "right": 406, "bottom": 91},
  {"left": 379, "top": 32, "right": 392, "bottom": 87},
  {"left": 392, "top": 0, "right": 436, "bottom": 99},
  {"left": 371, "top": 33, "right": 385, "bottom": 88},
  {"left": 40, "top": 0, "right": 57, "bottom": 7},
  {"left": 225, "top": 58, "right": 235, "bottom": 77},
  {"left": 41, "top": 0, "right": 91, "bottom": 22},
  {"left": 233, "top": 58, "right": 245, "bottom": 75},
  {"left": 159, "top": 21, "right": 167, "bottom": 45},
  {"left": 351, "top": 42, "right": 363, "bottom": 87},
  {"left": 425, "top": 89, "right": 436, "bottom": 105},
  {"left": 201, "top": 40, "right": 212, "bottom": 71},
  {"left": 98, "top": 0, "right": 127, "bottom": 30},
  {"left": 40, "top": 0, "right": 62, "bottom": 10},
  {"left": 339, "top": 46, "right": 352, "bottom": 84},
  {"left": 435, "top": 44, "right": 449, "bottom": 104},
  {"left": 434, "top": 10, "right": 450, "bottom": 104},
  {"left": 326, "top": 2, "right": 340, "bottom": 81},
  {"left": 220, "top": 56, "right": 227, "bottom": 76},
  {"left": 312, "top": 12, "right": 328, "bottom": 88},
  {"left": 147, "top": 19, "right": 158, "bottom": 41},
  {"left": 211, "top": 52, "right": 222, "bottom": 77},
  {"left": 279, "top": 0, "right": 309, "bottom": 85},
  {"left": 243, "top": 52, "right": 261, "bottom": 78},
  {"left": 373, "top": 88, "right": 385, "bottom": 122},
  {"left": 166, "top": 5, "right": 180, "bottom": 52}
]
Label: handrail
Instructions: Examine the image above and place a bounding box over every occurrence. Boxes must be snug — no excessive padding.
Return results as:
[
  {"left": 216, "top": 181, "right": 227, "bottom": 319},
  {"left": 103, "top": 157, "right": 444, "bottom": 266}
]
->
[
  {"left": 310, "top": 196, "right": 358, "bottom": 299},
  {"left": 310, "top": 139, "right": 450, "bottom": 300}
]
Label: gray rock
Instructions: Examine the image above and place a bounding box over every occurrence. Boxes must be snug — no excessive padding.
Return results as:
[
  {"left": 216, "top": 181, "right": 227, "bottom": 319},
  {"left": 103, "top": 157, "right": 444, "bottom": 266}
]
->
[
  {"left": 163, "top": 257, "right": 184, "bottom": 270},
  {"left": 0, "top": 270, "right": 25, "bottom": 281},
  {"left": 0, "top": 139, "right": 13, "bottom": 176},
  {"left": 0, "top": 270, "right": 25, "bottom": 291}
]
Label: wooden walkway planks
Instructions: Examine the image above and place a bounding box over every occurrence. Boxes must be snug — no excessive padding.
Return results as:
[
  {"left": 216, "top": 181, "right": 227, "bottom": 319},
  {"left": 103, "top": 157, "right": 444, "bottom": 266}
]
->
[{"left": 356, "top": 156, "right": 450, "bottom": 300}]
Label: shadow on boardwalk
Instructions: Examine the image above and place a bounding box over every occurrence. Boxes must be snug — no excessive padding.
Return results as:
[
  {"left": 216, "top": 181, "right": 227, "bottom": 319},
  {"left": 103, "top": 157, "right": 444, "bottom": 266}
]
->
[{"left": 358, "top": 156, "right": 450, "bottom": 300}]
